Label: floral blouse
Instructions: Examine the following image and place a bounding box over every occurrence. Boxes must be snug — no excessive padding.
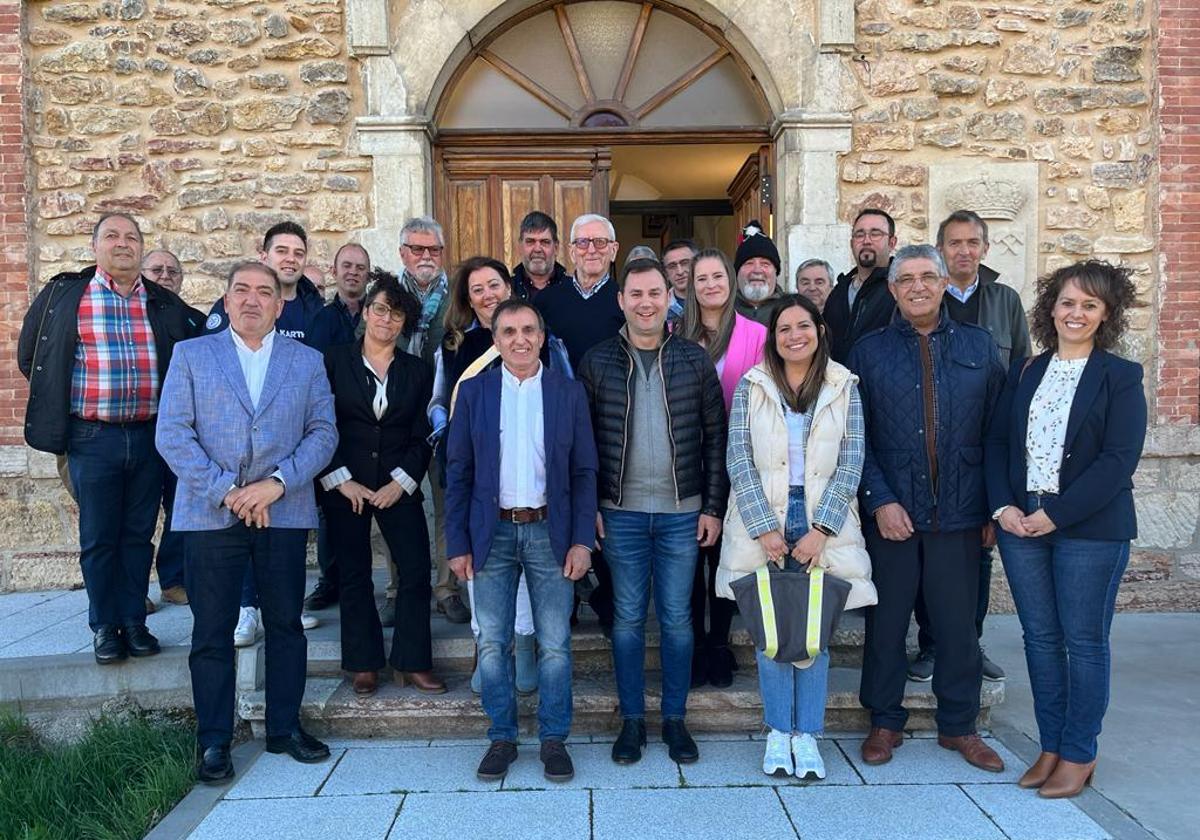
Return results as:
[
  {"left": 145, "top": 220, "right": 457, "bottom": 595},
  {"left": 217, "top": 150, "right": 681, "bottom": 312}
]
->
[{"left": 1025, "top": 355, "right": 1089, "bottom": 493}]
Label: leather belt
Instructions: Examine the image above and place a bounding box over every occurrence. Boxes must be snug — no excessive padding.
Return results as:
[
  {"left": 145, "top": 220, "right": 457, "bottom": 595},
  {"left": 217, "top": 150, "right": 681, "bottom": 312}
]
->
[{"left": 499, "top": 506, "right": 547, "bottom": 524}]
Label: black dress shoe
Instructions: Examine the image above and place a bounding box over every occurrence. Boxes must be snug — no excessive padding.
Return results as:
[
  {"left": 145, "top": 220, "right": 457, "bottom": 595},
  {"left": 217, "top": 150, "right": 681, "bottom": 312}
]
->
[
  {"left": 707, "top": 645, "right": 736, "bottom": 689},
  {"left": 611, "top": 719, "right": 646, "bottom": 764},
  {"left": 93, "top": 626, "right": 126, "bottom": 664},
  {"left": 196, "top": 744, "right": 234, "bottom": 784},
  {"left": 265, "top": 728, "right": 331, "bottom": 764},
  {"left": 662, "top": 719, "right": 699, "bottom": 764},
  {"left": 304, "top": 577, "right": 339, "bottom": 611},
  {"left": 123, "top": 624, "right": 161, "bottom": 657}
]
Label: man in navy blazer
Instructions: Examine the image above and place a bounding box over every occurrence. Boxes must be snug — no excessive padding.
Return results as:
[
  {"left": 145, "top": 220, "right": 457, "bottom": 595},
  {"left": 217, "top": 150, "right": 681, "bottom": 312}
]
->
[
  {"left": 444, "top": 299, "right": 598, "bottom": 784},
  {"left": 156, "top": 261, "right": 338, "bottom": 784}
]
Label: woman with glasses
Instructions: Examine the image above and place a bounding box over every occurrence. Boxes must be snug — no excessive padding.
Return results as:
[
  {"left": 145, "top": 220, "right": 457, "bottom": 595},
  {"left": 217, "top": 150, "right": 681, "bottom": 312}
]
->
[
  {"left": 431, "top": 257, "right": 572, "bottom": 695},
  {"left": 317, "top": 273, "right": 445, "bottom": 696},
  {"left": 986, "top": 261, "right": 1145, "bottom": 798},
  {"left": 676, "top": 249, "right": 767, "bottom": 688}
]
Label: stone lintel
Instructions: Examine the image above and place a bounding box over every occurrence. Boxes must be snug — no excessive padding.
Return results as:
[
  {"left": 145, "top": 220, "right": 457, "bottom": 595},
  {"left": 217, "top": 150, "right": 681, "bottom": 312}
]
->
[{"left": 819, "top": 0, "right": 856, "bottom": 52}]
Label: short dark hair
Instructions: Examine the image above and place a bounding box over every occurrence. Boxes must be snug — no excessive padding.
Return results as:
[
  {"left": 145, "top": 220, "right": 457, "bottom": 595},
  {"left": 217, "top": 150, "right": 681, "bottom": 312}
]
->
[
  {"left": 853, "top": 208, "right": 896, "bottom": 237},
  {"left": 226, "top": 260, "right": 281, "bottom": 293},
  {"left": 363, "top": 268, "right": 421, "bottom": 338},
  {"left": 492, "top": 298, "right": 545, "bottom": 333},
  {"left": 92, "top": 212, "right": 143, "bottom": 244},
  {"left": 619, "top": 257, "right": 668, "bottom": 291},
  {"left": 936, "top": 210, "right": 990, "bottom": 247},
  {"left": 519, "top": 211, "right": 558, "bottom": 243},
  {"left": 262, "top": 221, "right": 308, "bottom": 252},
  {"left": 662, "top": 239, "right": 699, "bottom": 257},
  {"left": 333, "top": 242, "right": 370, "bottom": 267},
  {"left": 1029, "top": 260, "right": 1139, "bottom": 352}
]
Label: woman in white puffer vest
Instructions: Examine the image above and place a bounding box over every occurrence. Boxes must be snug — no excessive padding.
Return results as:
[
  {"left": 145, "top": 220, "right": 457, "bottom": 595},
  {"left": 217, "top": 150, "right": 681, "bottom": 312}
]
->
[{"left": 718, "top": 294, "right": 877, "bottom": 781}]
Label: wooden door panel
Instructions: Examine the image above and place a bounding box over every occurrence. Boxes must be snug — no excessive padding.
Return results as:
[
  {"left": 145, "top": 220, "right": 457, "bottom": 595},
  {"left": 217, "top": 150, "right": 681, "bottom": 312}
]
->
[
  {"left": 727, "top": 144, "right": 772, "bottom": 246},
  {"left": 552, "top": 180, "right": 594, "bottom": 243},
  {"left": 446, "top": 179, "right": 489, "bottom": 265},
  {"left": 500, "top": 180, "right": 542, "bottom": 269}
]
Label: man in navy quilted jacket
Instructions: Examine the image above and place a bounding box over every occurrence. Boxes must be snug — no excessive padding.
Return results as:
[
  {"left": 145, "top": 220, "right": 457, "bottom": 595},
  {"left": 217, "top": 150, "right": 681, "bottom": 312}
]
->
[{"left": 847, "top": 244, "right": 1006, "bottom": 774}]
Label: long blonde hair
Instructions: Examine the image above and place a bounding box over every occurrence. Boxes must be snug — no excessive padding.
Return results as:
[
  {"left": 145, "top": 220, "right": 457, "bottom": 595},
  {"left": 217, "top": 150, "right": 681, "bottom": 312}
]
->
[{"left": 679, "top": 248, "right": 737, "bottom": 363}]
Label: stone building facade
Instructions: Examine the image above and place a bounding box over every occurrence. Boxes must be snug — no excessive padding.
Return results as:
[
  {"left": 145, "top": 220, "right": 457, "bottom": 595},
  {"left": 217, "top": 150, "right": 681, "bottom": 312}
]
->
[{"left": 0, "top": 0, "right": 1196, "bottom": 608}]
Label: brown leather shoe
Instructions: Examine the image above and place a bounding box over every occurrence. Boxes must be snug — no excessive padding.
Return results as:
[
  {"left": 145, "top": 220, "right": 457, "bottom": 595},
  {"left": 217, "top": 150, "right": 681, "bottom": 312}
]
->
[
  {"left": 161, "top": 586, "right": 189, "bottom": 605},
  {"left": 1038, "top": 758, "right": 1095, "bottom": 799},
  {"left": 395, "top": 670, "right": 447, "bottom": 694},
  {"left": 1018, "top": 751, "right": 1059, "bottom": 788},
  {"left": 938, "top": 733, "right": 1005, "bottom": 773},
  {"left": 351, "top": 671, "right": 378, "bottom": 696},
  {"left": 861, "top": 727, "right": 903, "bottom": 765}
]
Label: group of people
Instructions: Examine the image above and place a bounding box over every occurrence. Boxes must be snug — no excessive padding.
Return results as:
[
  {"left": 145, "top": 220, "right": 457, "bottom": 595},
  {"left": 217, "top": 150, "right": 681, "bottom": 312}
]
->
[{"left": 17, "top": 203, "right": 1145, "bottom": 801}]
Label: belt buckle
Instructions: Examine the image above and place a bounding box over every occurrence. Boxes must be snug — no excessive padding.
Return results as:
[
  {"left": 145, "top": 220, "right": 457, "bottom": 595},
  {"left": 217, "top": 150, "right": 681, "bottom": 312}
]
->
[{"left": 508, "top": 508, "right": 520, "bottom": 523}]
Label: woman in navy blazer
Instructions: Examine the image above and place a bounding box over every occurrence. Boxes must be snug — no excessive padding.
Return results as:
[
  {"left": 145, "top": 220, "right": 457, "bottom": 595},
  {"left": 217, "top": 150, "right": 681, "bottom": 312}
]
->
[
  {"left": 985, "top": 261, "right": 1145, "bottom": 799},
  {"left": 317, "top": 274, "right": 444, "bottom": 697}
]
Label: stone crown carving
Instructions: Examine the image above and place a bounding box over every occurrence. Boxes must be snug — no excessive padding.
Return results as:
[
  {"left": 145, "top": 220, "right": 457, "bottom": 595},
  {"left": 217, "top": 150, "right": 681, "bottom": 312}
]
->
[{"left": 944, "top": 177, "right": 1027, "bottom": 220}]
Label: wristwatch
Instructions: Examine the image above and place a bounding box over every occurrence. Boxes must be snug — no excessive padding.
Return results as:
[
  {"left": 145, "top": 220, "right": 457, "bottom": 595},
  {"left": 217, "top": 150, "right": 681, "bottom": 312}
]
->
[
  {"left": 811, "top": 523, "right": 835, "bottom": 536},
  {"left": 991, "top": 506, "right": 1010, "bottom": 521}
]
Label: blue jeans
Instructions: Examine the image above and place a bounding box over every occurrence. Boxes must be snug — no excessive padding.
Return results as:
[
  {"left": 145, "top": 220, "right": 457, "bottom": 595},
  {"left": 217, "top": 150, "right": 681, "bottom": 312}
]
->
[
  {"left": 756, "top": 487, "right": 830, "bottom": 735},
  {"left": 997, "top": 493, "right": 1130, "bottom": 763},
  {"left": 602, "top": 508, "right": 699, "bottom": 720},
  {"left": 67, "top": 418, "right": 162, "bottom": 631},
  {"left": 474, "top": 520, "right": 574, "bottom": 742}
]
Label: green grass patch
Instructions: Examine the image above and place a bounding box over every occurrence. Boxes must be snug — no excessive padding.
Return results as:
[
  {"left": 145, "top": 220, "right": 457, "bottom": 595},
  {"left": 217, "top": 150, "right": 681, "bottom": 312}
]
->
[{"left": 0, "top": 710, "right": 195, "bottom": 840}]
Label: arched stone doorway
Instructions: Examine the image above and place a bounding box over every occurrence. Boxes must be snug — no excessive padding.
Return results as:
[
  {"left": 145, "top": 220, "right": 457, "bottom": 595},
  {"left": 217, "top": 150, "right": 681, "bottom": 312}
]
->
[{"left": 349, "top": 0, "right": 860, "bottom": 276}]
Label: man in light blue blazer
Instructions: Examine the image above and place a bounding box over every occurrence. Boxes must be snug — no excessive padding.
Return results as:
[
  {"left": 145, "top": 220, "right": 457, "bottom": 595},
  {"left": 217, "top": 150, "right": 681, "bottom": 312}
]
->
[{"left": 157, "top": 261, "right": 338, "bottom": 784}]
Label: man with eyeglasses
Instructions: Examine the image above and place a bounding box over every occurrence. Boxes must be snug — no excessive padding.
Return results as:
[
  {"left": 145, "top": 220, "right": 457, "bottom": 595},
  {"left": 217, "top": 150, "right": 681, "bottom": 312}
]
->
[
  {"left": 662, "top": 239, "right": 698, "bottom": 321},
  {"left": 826, "top": 208, "right": 899, "bottom": 364},
  {"left": 848, "top": 244, "right": 1006, "bottom": 774},
  {"left": 512, "top": 211, "right": 570, "bottom": 302},
  {"left": 534, "top": 213, "right": 626, "bottom": 372}
]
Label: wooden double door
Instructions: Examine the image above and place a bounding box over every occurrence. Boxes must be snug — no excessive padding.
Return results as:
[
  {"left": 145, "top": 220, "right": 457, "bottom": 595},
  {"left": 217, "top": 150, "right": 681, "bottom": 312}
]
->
[{"left": 434, "top": 145, "right": 611, "bottom": 270}]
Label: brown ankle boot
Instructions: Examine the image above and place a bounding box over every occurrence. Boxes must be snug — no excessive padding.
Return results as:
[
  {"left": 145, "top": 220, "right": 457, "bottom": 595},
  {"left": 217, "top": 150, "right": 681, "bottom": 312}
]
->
[
  {"left": 351, "top": 671, "right": 378, "bottom": 696},
  {"left": 1038, "top": 758, "right": 1096, "bottom": 798},
  {"left": 1018, "top": 752, "right": 1059, "bottom": 788},
  {"left": 861, "top": 727, "right": 903, "bottom": 765},
  {"left": 395, "top": 670, "right": 447, "bottom": 694}
]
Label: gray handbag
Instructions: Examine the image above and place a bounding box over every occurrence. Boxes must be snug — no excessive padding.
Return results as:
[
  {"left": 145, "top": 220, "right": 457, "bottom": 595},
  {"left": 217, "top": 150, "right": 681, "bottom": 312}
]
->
[{"left": 730, "top": 559, "right": 852, "bottom": 664}]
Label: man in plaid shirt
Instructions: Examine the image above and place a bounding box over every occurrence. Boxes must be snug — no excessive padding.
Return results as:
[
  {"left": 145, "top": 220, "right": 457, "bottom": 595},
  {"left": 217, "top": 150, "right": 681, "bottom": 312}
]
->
[{"left": 19, "top": 213, "right": 195, "bottom": 665}]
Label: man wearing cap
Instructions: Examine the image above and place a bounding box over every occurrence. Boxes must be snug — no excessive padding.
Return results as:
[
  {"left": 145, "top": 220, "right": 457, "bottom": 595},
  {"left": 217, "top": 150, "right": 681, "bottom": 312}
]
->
[{"left": 733, "top": 221, "right": 784, "bottom": 326}]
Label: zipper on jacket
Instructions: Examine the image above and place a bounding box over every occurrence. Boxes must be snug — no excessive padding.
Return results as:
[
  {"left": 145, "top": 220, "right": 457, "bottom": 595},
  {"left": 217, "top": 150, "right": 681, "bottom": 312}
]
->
[
  {"left": 615, "top": 344, "right": 634, "bottom": 507},
  {"left": 655, "top": 337, "right": 681, "bottom": 507}
]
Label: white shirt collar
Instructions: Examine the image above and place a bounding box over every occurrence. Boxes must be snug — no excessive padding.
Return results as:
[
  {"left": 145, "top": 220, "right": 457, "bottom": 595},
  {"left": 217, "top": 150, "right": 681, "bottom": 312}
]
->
[
  {"left": 501, "top": 361, "right": 543, "bottom": 388},
  {"left": 230, "top": 328, "right": 275, "bottom": 354}
]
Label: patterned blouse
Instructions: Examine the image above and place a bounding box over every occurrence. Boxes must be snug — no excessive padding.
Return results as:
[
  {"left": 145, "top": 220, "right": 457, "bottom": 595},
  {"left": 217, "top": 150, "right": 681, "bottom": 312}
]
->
[{"left": 1025, "top": 354, "right": 1089, "bottom": 493}]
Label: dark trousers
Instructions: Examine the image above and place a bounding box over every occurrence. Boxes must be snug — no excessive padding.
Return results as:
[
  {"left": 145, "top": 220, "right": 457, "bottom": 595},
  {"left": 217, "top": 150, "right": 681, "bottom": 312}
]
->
[
  {"left": 185, "top": 525, "right": 308, "bottom": 749},
  {"left": 691, "top": 538, "right": 735, "bottom": 649},
  {"left": 155, "top": 465, "right": 186, "bottom": 591},
  {"left": 66, "top": 418, "right": 162, "bottom": 631},
  {"left": 588, "top": 547, "right": 615, "bottom": 628},
  {"left": 322, "top": 499, "right": 431, "bottom": 672},
  {"left": 860, "top": 522, "right": 983, "bottom": 736},
  {"left": 315, "top": 511, "right": 338, "bottom": 589},
  {"left": 915, "top": 546, "right": 993, "bottom": 651}
]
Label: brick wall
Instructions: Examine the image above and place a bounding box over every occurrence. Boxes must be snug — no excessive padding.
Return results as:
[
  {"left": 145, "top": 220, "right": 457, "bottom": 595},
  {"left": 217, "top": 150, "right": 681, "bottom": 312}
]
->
[
  {"left": 0, "top": 0, "right": 28, "bottom": 447},
  {"left": 1157, "top": 0, "right": 1200, "bottom": 425}
]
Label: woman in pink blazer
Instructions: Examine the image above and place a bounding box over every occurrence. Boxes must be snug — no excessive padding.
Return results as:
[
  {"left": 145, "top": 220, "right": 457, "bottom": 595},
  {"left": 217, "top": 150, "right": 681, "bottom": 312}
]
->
[{"left": 677, "top": 248, "right": 767, "bottom": 687}]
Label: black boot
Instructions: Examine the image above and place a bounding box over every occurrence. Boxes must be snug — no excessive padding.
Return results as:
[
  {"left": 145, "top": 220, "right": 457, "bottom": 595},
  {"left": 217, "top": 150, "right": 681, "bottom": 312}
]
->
[
  {"left": 662, "top": 719, "right": 699, "bottom": 763},
  {"left": 611, "top": 719, "right": 647, "bottom": 764},
  {"left": 707, "top": 645, "right": 736, "bottom": 689}
]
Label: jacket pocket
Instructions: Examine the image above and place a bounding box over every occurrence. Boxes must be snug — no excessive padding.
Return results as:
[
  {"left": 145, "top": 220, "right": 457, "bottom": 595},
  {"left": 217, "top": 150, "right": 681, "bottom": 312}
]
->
[{"left": 957, "top": 446, "right": 985, "bottom": 515}]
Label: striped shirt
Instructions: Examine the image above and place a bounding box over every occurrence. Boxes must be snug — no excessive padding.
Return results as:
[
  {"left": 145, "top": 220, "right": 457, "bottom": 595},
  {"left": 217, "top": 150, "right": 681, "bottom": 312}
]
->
[{"left": 70, "top": 268, "right": 159, "bottom": 421}]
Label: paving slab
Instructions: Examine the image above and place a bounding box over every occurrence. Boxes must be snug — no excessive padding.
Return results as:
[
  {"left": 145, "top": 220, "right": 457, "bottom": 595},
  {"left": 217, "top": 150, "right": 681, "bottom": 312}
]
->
[
  {"left": 777, "top": 784, "right": 1005, "bottom": 840},
  {"left": 500, "top": 741, "right": 681, "bottom": 791},
  {"left": 222, "top": 749, "right": 345, "bottom": 800},
  {"left": 841, "top": 735, "right": 1023, "bottom": 785},
  {"left": 962, "top": 784, "right": 1112, "bottom": 840},
  {"left": 187, "top": 793, "right": 402, "bottom": 840},
  {"left": 593, "top": 787, "right": 796, "bottom": 840},
  {"left": 678, "top": 738, "right": 861, "bottom": 787},
  {"left": 319, "top": 745, "right": 503, "bottom": 795},
  {"left": 390, "top": 790, "right": 590, "bottom": 840},
  {"left": 0, "top": 590, "right": 72, "bottom": 621}
]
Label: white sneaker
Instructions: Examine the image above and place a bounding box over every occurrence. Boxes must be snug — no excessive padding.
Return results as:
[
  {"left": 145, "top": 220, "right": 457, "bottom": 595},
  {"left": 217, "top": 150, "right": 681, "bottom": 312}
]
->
[
  {"left": 301, "top": 611, "right": 319, "bottom": 630},
  {"left": 791, "top": 732, "right": 826, "bottom": 780},
  {"left": 234, "top": 607, "right": 259, "bottom": 647},
  {"left": 762, "top": 729, "right": 794, "bottom": 777}
]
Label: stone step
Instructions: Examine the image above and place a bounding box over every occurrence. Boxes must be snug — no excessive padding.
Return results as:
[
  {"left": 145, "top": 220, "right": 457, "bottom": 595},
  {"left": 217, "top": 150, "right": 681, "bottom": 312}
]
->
[
  {"left": 238, "top": 667, "right": 1004, "bottom": 739},
  {"left": 0, "top": 646, "right": 195, "bottom": 713},
  {"left": 289, "top": 609, "right": 869, "bottom": 682}
]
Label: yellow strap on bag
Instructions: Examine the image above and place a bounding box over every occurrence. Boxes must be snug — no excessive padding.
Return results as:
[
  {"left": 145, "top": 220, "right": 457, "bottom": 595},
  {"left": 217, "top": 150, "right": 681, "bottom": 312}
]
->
[
  {"left": 755, "top": 566, "right": 778, "bottom": 660},
  {"left": 448, "top": 345, "right": 501, "bottom": 419},
  {"left": 806, "top": 566, "right": 824, "bottom": 661}
]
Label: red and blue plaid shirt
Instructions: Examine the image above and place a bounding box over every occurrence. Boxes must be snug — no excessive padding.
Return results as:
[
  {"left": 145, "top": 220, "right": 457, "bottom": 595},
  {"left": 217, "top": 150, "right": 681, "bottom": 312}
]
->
[{"left": 70, "top": 268, "right": 160, "bottom": 422}]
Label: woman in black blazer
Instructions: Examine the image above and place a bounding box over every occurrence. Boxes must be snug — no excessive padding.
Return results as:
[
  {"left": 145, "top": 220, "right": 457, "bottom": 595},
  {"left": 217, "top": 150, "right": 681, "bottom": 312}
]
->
[
  {"left": 318, "top": 273, "right": 445, "bottom": 697},
  {"left": 985, "top": 260, "right": 1145, "bottom": 798}
]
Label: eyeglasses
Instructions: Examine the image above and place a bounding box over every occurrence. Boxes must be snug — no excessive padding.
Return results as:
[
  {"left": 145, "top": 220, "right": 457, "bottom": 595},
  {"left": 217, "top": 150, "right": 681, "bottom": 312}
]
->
[
  {"left": 852, "top": 229, "right": 890, "bottom": 242},
  {"left": 664, "top": 258, "right": 693, "bottom": 273},
  {"left": 145, "top": 265, "right": 182, "bottom": 279},
  {"left": 893, "top": 273, "right": 942, "bottom": 289},
  {"left": 368, "top": 302, "right": 406, "bottom": 323},
  {"left": 402, "top": 243, "right": 444, "bottom": 257},
  {"left": 571, "top": 237, "right": 612, "bottom": 252}
]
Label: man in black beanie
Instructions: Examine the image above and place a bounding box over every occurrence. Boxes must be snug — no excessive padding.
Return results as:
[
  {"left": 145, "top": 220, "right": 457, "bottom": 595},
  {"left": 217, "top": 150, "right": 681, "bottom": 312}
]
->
[{"left": 733, "top": 221, "right": 783, "bottom": 326}]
